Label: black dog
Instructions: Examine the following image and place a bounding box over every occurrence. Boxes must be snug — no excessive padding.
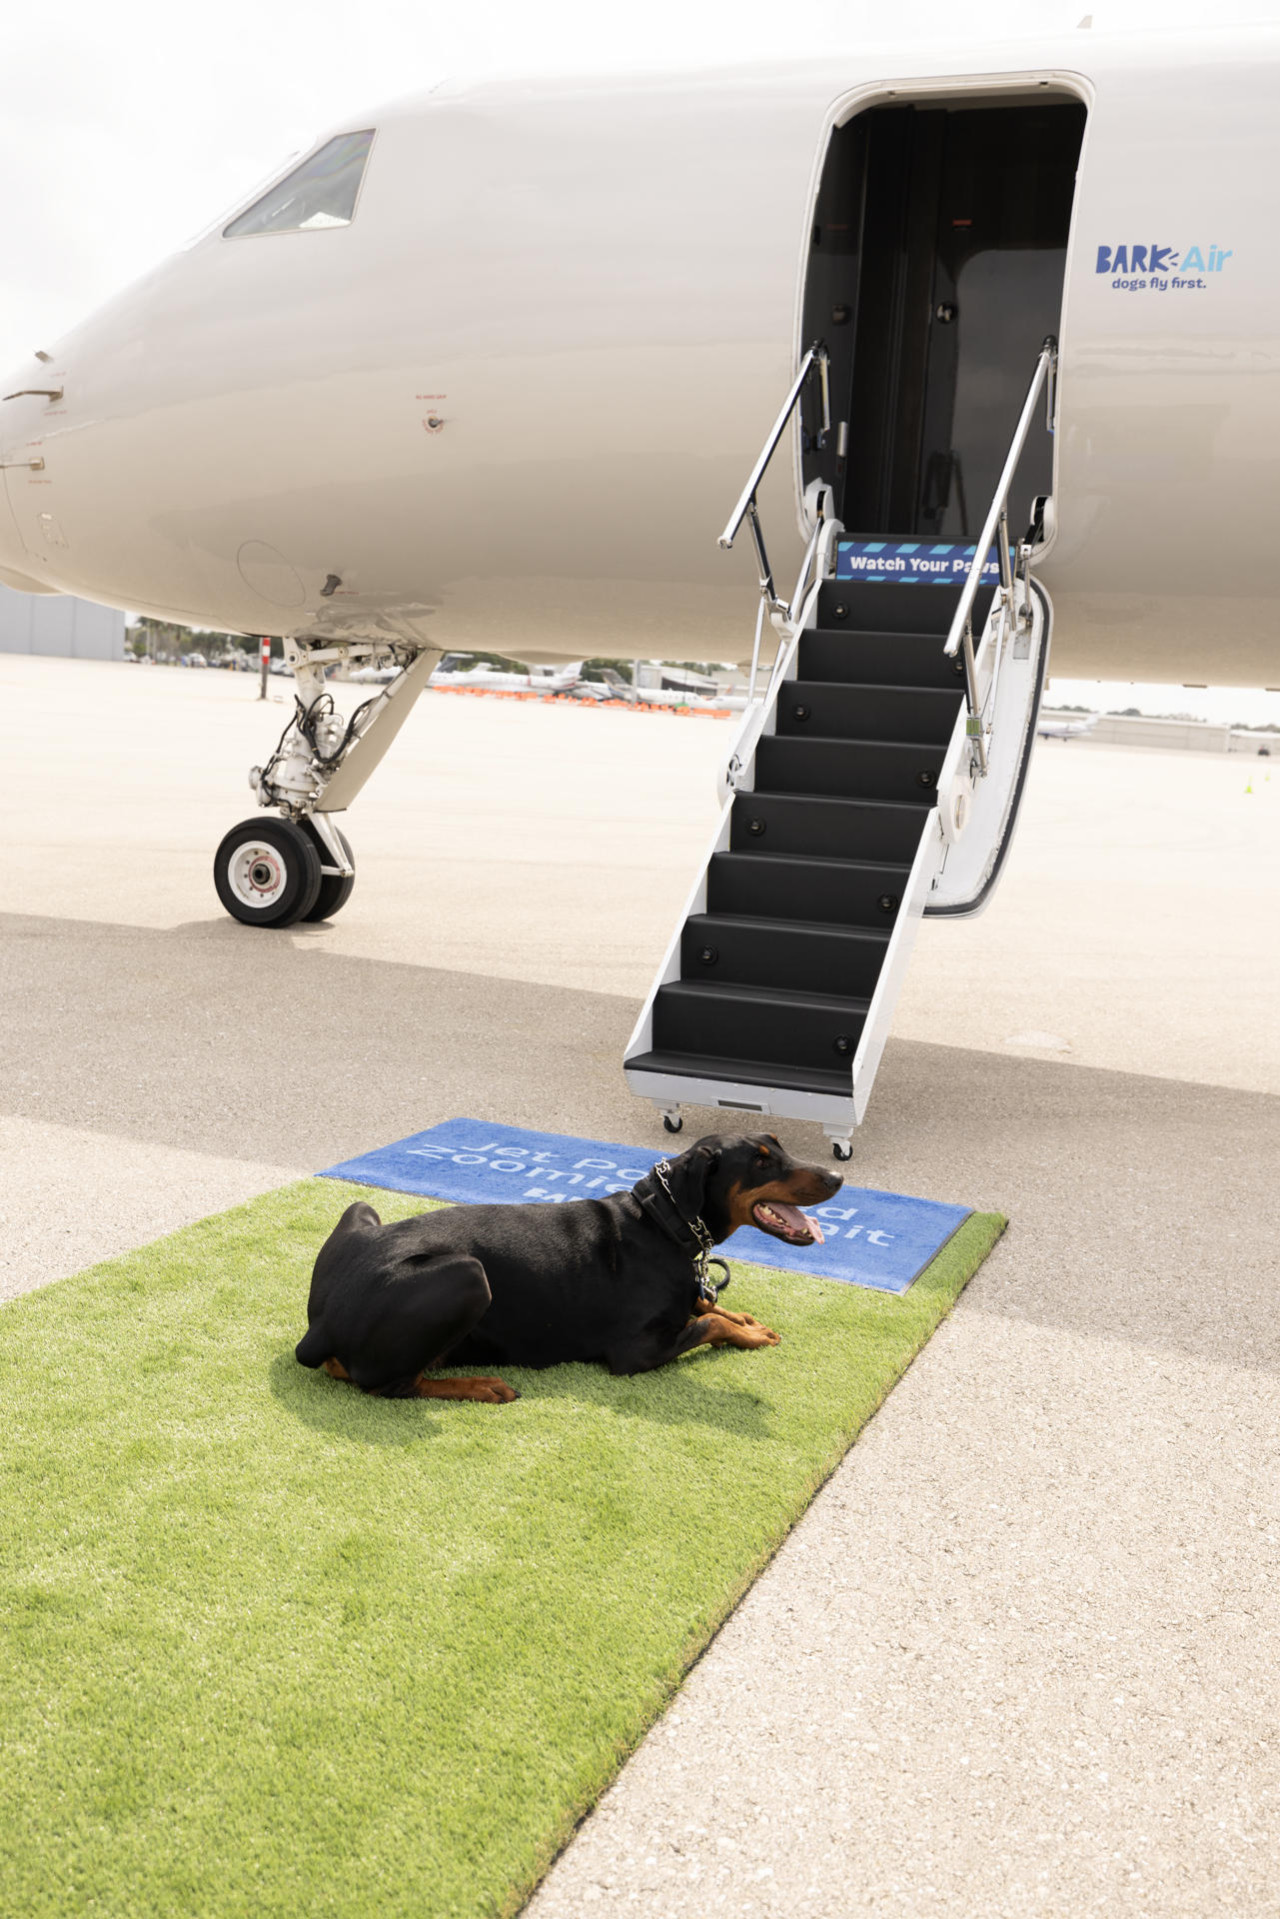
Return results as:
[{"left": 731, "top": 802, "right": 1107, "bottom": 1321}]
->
[{"left": 295, "top": 1134, "right": 841, "bottom": 1403}]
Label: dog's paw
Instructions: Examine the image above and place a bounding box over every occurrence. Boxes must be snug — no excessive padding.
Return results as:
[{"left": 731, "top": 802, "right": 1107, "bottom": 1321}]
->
[
  {"left": 417, "top": 1375, "right": 520, "bottom": 1404},
  {"left": 708, "top": 1315, "right": 781, "bottom": 1349},
  {"left": 468, "top": 1377, "right": 520, "bottom": 1403},
  {"left": 716, "top": 1308, "right": 772, "bottom": 1331}
]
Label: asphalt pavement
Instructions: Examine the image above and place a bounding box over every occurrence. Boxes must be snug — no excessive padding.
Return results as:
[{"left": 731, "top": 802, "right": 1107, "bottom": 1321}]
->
[{"left": 3, "top": 654, "right": 1278, "bottom": 1914}]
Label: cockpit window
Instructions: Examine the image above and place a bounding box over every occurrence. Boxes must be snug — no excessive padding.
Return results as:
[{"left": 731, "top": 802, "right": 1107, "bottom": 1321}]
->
[{"left": 223, "top": 131, "right": 375, "bottom": 238}]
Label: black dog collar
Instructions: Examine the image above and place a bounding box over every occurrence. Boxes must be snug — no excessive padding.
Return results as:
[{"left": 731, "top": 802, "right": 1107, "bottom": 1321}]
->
[{"left": 633, "top": 1159, "right": 730, "bottom": 1305}]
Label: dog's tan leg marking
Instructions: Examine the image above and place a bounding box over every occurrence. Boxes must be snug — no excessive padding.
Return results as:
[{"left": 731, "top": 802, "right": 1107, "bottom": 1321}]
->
[
  {"left": 693, "top": 1312, "right": 780, "bottom": 1350},
  {"left": 414, "top": 1376, "right": 519, "bottom": 1404},
  {"left": 322, "top": 1357, "right": 352, "bottom": 1381},
  {"left": 691, "top": 1299, "right": 768, "bottom": 1330}
]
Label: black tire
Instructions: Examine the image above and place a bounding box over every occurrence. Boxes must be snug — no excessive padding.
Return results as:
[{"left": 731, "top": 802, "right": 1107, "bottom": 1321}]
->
[
  {"left": 301, "top": 822, "right": 355, "bottom": 922},
  {"left": 662, "top": 1114, "right": 683, "bottom": 1135},
  {"left": 832, "top": 1142, "right": 852, "bottom": 1163},
  {"left": 213, "top": 816, "right": 322, "bottom": 927}
]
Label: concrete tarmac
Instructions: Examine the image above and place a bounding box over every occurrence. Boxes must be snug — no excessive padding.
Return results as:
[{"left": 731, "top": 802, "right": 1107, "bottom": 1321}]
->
[{"left": 3, "top": 655, "right": 1279, "bottom": 1912}]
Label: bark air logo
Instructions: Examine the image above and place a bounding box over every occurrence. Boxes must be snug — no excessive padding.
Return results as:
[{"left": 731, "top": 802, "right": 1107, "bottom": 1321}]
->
[{"left": 1096, "top": 243, "right": 1232, "bottom": 292}]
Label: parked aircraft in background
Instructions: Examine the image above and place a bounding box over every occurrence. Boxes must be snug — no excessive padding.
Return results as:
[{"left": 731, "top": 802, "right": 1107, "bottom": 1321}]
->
[
  {"left": 1037, "top": 712, "right": 1100, "bottom": 740},
  {"left": 427, "top": 655, "right": 740, "bottom": 708},
  {"left": 427, "top": 656, "right": 587, "bottom": 695},
  {"left": 3, "top": 24, "right": 1277, "bottom": 1146}
]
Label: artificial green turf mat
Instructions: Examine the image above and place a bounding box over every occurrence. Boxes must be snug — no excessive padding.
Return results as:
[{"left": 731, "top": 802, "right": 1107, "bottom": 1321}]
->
[{"left": 1, "top": 1181, "right": 1004, "bottom": 1918}]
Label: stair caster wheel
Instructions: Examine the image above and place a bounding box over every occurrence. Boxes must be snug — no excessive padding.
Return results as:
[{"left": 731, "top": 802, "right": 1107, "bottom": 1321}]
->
[
  {"left": 213, "top": 816, "right": 321, "bottom": 928},
  {"left": 661, "top": 1109, "right": 684, "bottom": 1136},
  {"left": 831, "top": 1139, "right": 853, "bottom": 1163}
]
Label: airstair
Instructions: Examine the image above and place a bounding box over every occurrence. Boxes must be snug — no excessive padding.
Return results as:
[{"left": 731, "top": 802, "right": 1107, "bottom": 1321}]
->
[{"left": 624, "top": 340, "right": 1057, "bottom": 1158}]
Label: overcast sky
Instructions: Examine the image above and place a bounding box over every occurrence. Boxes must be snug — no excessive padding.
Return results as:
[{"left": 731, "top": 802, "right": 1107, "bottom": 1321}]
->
[{"left": 4, "top": 0, "right": 1277, "bottom": 715}]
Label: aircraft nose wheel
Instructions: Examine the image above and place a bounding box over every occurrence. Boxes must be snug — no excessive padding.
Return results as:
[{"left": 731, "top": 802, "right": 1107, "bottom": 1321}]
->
[{"left": 214, "top": 817, "right": 322, "bottom": 927}]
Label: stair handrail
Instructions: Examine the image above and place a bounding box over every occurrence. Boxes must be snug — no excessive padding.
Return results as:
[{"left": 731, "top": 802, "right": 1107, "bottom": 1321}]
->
[
  {"left": 719, "top": 501, "right": 843, "bottom": 800},
  {"left": 719, "top": 341, "right": 831, "bottom": 627},
  {"left": 943, "top": 335, "right": 1058, "bottom": 777}
]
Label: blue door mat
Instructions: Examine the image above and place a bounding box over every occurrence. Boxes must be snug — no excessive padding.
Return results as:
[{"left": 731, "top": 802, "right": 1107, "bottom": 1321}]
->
[{"left": 320, "top": 1120, "right": 972, "bottom": 1295}]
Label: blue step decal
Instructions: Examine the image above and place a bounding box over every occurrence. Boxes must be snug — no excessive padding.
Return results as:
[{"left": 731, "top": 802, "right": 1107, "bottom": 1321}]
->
[{"left": 320, "top": 1118, "right": 973, "bottom": 1295}]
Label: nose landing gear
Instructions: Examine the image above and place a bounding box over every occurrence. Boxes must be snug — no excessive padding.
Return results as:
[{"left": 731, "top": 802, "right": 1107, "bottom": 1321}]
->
[{"left": 213, "top": 635, "right": 436, "bottom": 929}]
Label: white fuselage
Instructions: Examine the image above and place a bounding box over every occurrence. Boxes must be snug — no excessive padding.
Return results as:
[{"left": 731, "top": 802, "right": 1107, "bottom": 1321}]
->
[{"left": 2, "top": 28, "right": 1277, "bottom": 684}]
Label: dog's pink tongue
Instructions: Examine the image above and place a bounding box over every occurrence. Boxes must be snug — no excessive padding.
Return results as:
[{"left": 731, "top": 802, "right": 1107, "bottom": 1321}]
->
[{"left": 769, "top": 1201, "right": 825, "bottom": 1245}]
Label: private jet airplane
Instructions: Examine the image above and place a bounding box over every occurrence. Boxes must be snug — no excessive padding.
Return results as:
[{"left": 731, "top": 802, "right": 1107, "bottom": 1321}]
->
[
  {"left": 428, "top": 656, "right": 587, "bottom": 695},
  {"left": 2, "top": 25, "right": 1277, "bottom": 1152},
  {"left": 1036, "top": 712, "right": 1100, "bottom": 740}
]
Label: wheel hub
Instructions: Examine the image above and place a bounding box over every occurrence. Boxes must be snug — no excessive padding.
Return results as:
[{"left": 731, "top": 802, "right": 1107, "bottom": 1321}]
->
[{"left": 228, "top": 842, "right": 287, "bottom": 909}]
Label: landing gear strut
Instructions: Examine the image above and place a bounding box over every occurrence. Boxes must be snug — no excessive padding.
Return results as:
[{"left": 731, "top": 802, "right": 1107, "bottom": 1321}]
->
[
  {"left": 302, "top": 818, "right": 356, "bottom": 923},
  {"left": 213, "top": 635, "right": 437, "bottom": 929}
]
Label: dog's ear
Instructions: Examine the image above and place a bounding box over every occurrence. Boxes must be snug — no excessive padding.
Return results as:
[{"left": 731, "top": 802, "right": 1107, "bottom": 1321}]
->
[{"left": 664, "top": 1139, "right": 721, "bottom": 1218}]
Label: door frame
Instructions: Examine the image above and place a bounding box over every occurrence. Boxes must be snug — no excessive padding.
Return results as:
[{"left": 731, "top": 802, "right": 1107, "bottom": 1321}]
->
[{"left": 793, "top": 66, "right": 1095, "bottom": 565}]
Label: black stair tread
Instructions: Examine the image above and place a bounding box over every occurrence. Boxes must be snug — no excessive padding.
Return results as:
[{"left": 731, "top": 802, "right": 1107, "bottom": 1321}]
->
[
  {"left": 817, "top": 577, "right": 994, "bottom": 637},
  {"left": 785, "top": 675, "right": 964, "bottom": 696},
  {"left": 806, "top": 627, "right": 962, "bottom": 646},
  {"left": 759, "top": 729, "right": 951, "bottom": 752},
  {"left": 730, "top": 790, "right": 933, "bottom": 858},
  {"left": 707, "top": 849, "right": 913, "bottom": 930},
  {"left": 712, "top": 848, "right": 912, "bottom": 876},
  {"left": 762, "top": 729, "right": 948, "bottom": 752},
  {"left": 781, "top": 693, "right": 964, "bottom": 737},
  {"left": 739, "top": 791, "right": 930, "bottom": 816},
  {"left": 682, "top": 908, "right": 891, "bottom": 998},
  {"left": 777, "top": 682, "right": 963, "bottom": 747},
  {"left": 754, "top": 736, "right": 946, "bottom": 805},
  {"left": 624, "top": 1048, "right": 855, "bottom": 1099},
  {"left": 656, "top": 978, "right": 872, "bottom": 1017},
  {"left": 733, "top": 790, "right": 932, "bottom": 822},
  {"left": 797, "top": 629, "right": 968, "bottom": 692},
  {"left": 687, "top": 911, "right": 890, "bottom": 945}
]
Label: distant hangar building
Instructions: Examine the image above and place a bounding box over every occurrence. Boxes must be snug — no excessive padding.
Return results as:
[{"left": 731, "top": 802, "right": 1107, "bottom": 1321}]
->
[{"left": 0, "top": 581, "right": 125, "bottom": 660}]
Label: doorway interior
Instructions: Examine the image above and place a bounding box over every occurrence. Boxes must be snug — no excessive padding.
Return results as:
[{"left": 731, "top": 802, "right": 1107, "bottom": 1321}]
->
[{"left": 801, "top": 94, "right": 1087, "bottom": 540}]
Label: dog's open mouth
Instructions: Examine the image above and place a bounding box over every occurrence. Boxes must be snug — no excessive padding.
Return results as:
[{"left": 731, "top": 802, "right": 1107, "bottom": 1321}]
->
[{"left": 751, "top": 1200, "right": 825, "bottom": 1246}]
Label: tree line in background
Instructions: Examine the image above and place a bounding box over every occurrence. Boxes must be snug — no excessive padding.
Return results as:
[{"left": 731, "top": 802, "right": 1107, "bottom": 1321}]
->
[
  {"left": 1052, "top": 698, "right": 1279, "bottom": 733},
  {"left": 127, "top": 618, "right": 280, "bottom": 662}
]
